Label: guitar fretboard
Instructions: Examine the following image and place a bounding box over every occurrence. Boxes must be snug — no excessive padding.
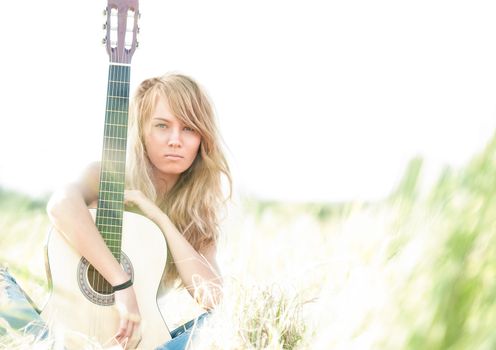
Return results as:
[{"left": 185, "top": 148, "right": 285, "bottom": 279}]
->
[{"left": 96, "top": 64, "right": 131, "bottom": 261}]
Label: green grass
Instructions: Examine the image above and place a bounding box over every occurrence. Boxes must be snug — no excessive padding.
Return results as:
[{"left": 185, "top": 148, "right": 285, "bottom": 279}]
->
[{"left": 1, "top": 132, "right": 496, "bottom": 349}]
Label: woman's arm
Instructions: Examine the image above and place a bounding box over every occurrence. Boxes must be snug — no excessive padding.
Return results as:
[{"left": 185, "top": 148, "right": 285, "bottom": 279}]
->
[
  {"left": 46, "top": 162, "right": 130, "bottom": 286},
  {"left": 157, "top": 215, "right": 224, "bottom": 310},
  {"left": 46, "top": 162, "right": 141, "bottom": 344},
  {"left": 124, "top": 190, "right": 223, "bottom": 310}
]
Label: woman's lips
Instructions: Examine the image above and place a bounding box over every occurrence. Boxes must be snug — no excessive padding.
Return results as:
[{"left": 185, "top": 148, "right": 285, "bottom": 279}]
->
[{"left": 165, "top": 154, "right": 183, "bottom": 160}]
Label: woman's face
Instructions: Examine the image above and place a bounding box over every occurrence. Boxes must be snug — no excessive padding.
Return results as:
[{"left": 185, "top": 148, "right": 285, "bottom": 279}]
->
[{"left": 144, "top": 97, "right": 201, "bottom": 186}]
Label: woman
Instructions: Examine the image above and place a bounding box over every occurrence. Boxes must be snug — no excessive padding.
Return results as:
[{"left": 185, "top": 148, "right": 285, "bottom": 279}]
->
[{"left": 0, "top": 73, "right": 231, "bottom": 349}]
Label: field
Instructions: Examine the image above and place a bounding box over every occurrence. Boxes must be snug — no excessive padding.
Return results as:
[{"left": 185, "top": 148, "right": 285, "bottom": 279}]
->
[{"left": 1, "top": 133, "right": 496, "bottom": 349}]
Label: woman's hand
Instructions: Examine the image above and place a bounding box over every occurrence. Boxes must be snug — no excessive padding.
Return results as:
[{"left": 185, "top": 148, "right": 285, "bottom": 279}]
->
[
  {"left": 114, "top": 286, "right": 141, "bottom": 348},
  {"left": 124, "top": 190, "right": 163, "bottom": 224}
]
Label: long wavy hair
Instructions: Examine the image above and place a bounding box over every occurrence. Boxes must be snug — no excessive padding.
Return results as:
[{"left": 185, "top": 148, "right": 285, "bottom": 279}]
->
[{"left": 126, "top": 73, "right": 231, "bottom": 288}]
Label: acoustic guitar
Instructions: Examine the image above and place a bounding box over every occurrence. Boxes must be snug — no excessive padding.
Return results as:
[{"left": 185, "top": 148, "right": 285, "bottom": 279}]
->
[{"left": 41, "top": 1, "right": 171, "bottom": 348}]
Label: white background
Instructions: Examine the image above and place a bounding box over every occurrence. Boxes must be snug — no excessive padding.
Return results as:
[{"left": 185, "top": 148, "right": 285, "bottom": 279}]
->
[{"left": 1, "top": 1, "right": 495, "bottom": 202}]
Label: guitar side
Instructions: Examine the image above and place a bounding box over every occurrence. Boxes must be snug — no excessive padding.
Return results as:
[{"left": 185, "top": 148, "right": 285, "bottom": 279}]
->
[{"left": 41, "top": 209, "right": 172, "bottom": 348}]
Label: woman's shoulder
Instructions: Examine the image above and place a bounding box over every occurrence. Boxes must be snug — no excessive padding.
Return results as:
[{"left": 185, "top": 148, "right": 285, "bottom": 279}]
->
[
  {"left": 81, "top": 161, "right": 101, "bottom": 178},
  {"left": 77, "top": 161, "right": 102, "bottom": 206}
]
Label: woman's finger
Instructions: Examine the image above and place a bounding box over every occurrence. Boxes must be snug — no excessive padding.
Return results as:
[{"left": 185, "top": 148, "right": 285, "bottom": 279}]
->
[
  {"left": 115, "top": 318, "right": 130, "bottom": 343},
  {"left": 125, "top": 319, "right": 135, "bottom": 338},
  {"left": 123, "top": 190, "right": 136, "bottom": 206},
  {"left": 127, "top": 322, "right": 141, "bottom": 349}
]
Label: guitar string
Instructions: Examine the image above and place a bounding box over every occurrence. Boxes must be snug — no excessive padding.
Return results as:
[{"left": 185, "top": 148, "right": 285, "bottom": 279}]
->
[
  {"left": 106, "top": 63, "right": 122, "bottom": 293},
  {"left": 104, "top": 63, "right": 114, "bottom": 297},
  {"left": 98, "top": 64, "right": 113, "bottom": 298},
  {"left": 95, "top": 63, "right": 114, "bottom": 339},
  {"left": 102, "top": 62, "right": 121, "bottom": 339},
  {"left": 112, "top": 63, "right": 124, "bottom": 342},
  {"left": 91, "top": 59, "right": 132, "bottom": 341},
  {"left": 105, "top": 62, "right": 119, "bottom": 340},
  {"left": 97, "top": 63, "right": 118, "bottom": 298}
]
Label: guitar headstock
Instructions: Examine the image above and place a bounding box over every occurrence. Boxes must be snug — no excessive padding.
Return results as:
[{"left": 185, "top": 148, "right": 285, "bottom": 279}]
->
[{"left": 104, "top": 0, "right": 140, "bottom": 64}]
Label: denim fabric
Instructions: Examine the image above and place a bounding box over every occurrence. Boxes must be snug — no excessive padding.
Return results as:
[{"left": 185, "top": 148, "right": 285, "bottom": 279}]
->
[
  {"left": 155, "top": 312, "right": 210, "bottom": 350},
  {"left": 0, "top": 266, "right": 48, "bottom": 339},
  {"left": 0, "top": 266, "right": 209, "bottom": 349}
]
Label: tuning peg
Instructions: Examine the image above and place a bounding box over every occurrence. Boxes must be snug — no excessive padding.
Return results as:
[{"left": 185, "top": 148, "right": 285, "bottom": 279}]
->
[
  {"left": 103, "top": 8, "right": 107, "bottom": 16},
  {"left": 136, "top": 41, "right": 140, "bottom": 48},
  {"left": 103, "top": 23, "right": 107, "bottom": 30},
  {"left": 102, "top": 38, "right": 107, "bottom": 45},
  {"left": 137, "top": 27, "right": 140, "bottom": 34}
]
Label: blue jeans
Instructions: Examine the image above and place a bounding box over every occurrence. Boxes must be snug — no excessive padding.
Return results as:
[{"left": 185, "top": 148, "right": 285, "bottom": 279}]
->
[
  {"left": 0, "top": 267, "right": 208, "bottom": 349},
  {"left": 155, "top": 312, "right": 210, "bottom": 350},
  {"left": 0, "top": 266, "right": 48, "bottom": 340}
]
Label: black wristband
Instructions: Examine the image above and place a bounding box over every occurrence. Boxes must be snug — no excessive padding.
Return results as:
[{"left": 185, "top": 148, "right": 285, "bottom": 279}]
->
[{"left": 112, "top": 279, "right": 133, "bottom": 292}]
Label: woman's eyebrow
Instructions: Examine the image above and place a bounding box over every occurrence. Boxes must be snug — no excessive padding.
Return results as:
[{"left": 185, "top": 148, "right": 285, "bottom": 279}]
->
[{"left": 151, "top": 116, "right": 172, "bottom": 121}]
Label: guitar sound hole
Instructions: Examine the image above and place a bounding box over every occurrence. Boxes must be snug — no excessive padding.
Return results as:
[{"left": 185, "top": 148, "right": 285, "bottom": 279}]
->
[
  {"left": 78, "top": 254, "right": 133, "bottom": 305},
  {"left": 86, "top": 265, "right": 113, "bottom": 295}
]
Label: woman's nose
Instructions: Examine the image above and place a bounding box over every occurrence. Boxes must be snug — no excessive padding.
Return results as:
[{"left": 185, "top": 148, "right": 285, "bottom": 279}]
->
[{"left": 168, "top": 128, "right": 181, "bottom": 148}]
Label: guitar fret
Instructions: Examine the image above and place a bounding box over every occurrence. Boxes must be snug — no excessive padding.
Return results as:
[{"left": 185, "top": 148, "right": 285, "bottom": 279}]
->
[
  {"left": 102, "top": 168, "right": 125, "bottom": 172},
  {"left": 97, "top": 208, "right": 123, "bottom": 212},
  {"left": 102, "top": 166, "right": 125, "bottom": 170},
  {"left": 102, "top": 170, "right": 124, "bottom": 173},
  {"left": 98, "top": 201, "right": 122, "bottom": 204},
  {"left": 98, "top": 222, "right": 122, "bottom": 227},
  {"left": 103, "top": 149, "right": 126, "bottom": 153},
  {"left": 105, "top": 123, "right": 127, "bottom": 128},
  {"left": 97, "top": 215, "right": 123, "bottom": 219},
  {"left": 97, "top": 216, "right": 122, "bottom": 221},
  {"left": 98, "top": 224, "right": 123, "bottom": 228},
  {"left": 100, "top": 180, "right": 124, "bottom": 185},
  {"left": 100, "top": 237, "right": 124, "bottom": 240},
  {"left": 108, "top": 95, "right": 129, "bottom": 99},
  {"left": 97, "top": 212, "right": 122, "bottom": 216},
  {"left": 99, "top": 230, "right": 123, "bottom": 234},
  {"left": 99, "top": 193, "right": 123, "bottom": 198},
  {"left": 105, "top": 112, "right": 127, "bottom": 117},
  {"left": 97, "top": 212, "right": 122, "bottom": 215},
  {"left": 102, "top": 149, "right": 126, "bottom": 153},
  {"left": 104, "top": 136, "right": 127, "bottom": 140},
  {"left": 102, "top": 159, "right": 125, "bottom": 163},
  {"left": 98, "top": 227, "right": 122, "bottom": 230},
  {"left": 98, "top": 204, "right": 123, "bottom": 208},
  {"left": 99, "top": 199, "right": 124, "bottom": 204},
  {"left": 104, "top": 138, "right": 126, "bottom": 142},
  {"left": 99, "top": 183, "right": 124, "bottom": 189},
  {"left": 99, "top": 190, "right": 123, "bottom": 194},
  {"left": 102, "top": 170, "right": 124, "bottom": 175},
  {"left": 98, "top": 206, "right": 124, "bottom": 211},
  {"left": 109, "top": 80, "right": 130, "bottom": 84}
]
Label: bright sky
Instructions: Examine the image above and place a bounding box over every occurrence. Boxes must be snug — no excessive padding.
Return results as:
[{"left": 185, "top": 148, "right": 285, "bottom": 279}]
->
[{"left": 1, "top": 1, "right": 495, "bottom": 202}]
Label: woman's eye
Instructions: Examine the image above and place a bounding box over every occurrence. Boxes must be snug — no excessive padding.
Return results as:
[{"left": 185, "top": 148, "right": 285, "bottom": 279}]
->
[
  {"left": 184, "top": 126, "right": 195, "bottom": 132},
  {"left": 156, "top": 123, "right": 167, "bottom": 129}
]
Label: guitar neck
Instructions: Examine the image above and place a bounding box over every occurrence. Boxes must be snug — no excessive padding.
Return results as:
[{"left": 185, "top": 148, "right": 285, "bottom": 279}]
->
[{"left": 96, "top": 64, "right": 131, "bottom": 260}]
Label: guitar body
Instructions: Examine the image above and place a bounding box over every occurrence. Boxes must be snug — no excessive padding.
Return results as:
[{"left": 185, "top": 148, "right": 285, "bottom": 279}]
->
[{"left": 41, "top": 209, "right": 172, "bottom": 348}]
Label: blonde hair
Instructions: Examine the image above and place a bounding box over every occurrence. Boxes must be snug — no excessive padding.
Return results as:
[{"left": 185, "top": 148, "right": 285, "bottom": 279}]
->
[{"left": 126, "top": 73, "right": 231, "bottom": 287}]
